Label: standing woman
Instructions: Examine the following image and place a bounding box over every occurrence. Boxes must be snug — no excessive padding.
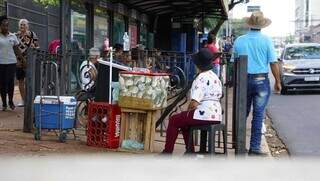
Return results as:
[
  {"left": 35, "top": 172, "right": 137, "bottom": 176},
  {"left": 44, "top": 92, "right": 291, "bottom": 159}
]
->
[
  {"left": 0, "top": 16, "right": 24, "bottom": 111},
  {"left": 15, "top": 19, "right": 39, "bottom": 106}
]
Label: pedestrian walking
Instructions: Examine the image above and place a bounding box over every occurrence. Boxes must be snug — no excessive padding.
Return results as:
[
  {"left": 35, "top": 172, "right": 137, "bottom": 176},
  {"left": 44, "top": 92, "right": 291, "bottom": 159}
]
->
[
  {"left": 224, "top": 36, "right": 234, "bottom": 87},
  {"left": 233, "top": 11, "right": 281, "bottom": 156},
  {"left": 205, "top": 33, "right": 221, "bottom": 77},
  {"left": 162, "top": 48, "right": 223, "bottom": 154},
  {"left": 0, "top": 16, "right": 25, "bottom": 111},
  {"left": 223, "top": 36, "right": 233, "bottom": 53},
  {"left": 15, "top": 19, "right": 40, "bottom": 107}
]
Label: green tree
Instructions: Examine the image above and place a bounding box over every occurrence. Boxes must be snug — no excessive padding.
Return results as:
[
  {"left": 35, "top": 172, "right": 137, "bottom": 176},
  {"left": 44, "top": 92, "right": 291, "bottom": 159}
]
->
[
  {"left": 205, "top": 0, "right": 248, "bottom": 34},
  {"left": 284, "top": 35, "right": 295, "bottom": 44},
  {"left": 33, "top": 0, "right": 59, "bottom": 7},
  {"left": 230, "top": 19, "right": 247, "bottom": 37}
]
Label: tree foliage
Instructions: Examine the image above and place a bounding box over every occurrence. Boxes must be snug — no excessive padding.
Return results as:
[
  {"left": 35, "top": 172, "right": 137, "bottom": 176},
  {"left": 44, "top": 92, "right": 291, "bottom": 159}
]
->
[
  {"left": 230, "top": 19, "right": 247, "bottom": 37},
  {"left": 285, "top": 35, "right": 295, "bottom": 44},
  {"left": 204, "top": 0, "right": 247, "bottom": 34},
  {"left": 33, "top": 0, "right": 59, "bottom": 7},
  {"left": 229, "top": 0, "right": 247, "bottom": 10}
]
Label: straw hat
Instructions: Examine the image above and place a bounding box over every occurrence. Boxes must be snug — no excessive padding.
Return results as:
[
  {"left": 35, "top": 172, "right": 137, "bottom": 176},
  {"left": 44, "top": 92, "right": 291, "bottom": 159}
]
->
[{"left": 244, "top": 11, "right": 271, "bottom": 29}]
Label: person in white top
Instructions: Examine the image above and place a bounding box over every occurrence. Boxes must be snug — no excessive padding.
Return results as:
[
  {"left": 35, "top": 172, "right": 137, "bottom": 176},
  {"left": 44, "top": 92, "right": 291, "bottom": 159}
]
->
[
  {"left": 163, "top": 48, "right": 222, "bottom": 153},
  {"left": 0, "top": 16, "right": 25, "bottom": 111},
  {"left": 79, "top": 47, "right": 100, "bottom": 92}
]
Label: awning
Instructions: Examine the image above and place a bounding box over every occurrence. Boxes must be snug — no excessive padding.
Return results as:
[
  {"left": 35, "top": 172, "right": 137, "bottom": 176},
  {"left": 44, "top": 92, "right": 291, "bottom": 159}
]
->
[{"left": 110, "top": 0, "right": 228, "bottom": 19}]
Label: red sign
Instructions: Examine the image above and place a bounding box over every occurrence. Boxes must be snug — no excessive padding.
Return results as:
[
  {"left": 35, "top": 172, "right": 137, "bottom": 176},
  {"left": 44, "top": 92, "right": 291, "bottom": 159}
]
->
[{"left": 129, "top": 25, "right": 137, "bottom": 49}]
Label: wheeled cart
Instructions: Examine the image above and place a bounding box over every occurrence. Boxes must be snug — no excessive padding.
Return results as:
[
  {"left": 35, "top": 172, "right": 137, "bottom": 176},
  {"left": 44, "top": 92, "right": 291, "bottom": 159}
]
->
[
  {"left": 33, "top": 61, "right": 76, "bottom": 142},
  {"left": 34, "top": 95, "right": 77, "bottom": 142}
]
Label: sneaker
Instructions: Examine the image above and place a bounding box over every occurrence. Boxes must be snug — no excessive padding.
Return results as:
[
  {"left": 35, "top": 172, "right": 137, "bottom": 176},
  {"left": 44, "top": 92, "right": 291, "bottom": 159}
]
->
[
  {"left": 9, "top": 102, "right": 15, "bottom": 110},
  {"left": 2, "top": 106, "right": 7, "bottom": 111},
  {"left": 17, "top": 101, "right": 25, "bottom": 107},
  {"left": 248, "top": 149, "right": 269, "bottom": 157}
]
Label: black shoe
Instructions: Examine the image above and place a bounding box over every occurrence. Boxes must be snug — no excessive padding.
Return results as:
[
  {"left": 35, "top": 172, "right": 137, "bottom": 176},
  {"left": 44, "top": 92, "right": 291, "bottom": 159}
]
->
[
  {"left": 184, "top": 151, "right": 197, "bottom": 156},
  {"left": 2, "top": 106, "right": 7, "bottom": 111},
  {"left": 156, "top": 151, "right": 172, "bottom": 157},
  {"left": 160, "top": 150, "right": 172, "bottom": 155},
  {"left": 248, "top": 149, "right": 269, "bottom": 157},
  {"left": 9, "top": 102, "right": 15, "bottom": 110}
]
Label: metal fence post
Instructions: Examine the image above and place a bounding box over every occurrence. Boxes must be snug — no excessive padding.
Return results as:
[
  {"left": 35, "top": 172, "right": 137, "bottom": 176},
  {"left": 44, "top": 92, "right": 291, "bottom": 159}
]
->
[
  {"left": 23, "top": 49, "right": 36, "bottom": 132},
  {"left": 60, "top": 0, "right": 71, "bottom": 95},
  {"left": 232, "top": 55, "right": 248, "bottom": 154}
]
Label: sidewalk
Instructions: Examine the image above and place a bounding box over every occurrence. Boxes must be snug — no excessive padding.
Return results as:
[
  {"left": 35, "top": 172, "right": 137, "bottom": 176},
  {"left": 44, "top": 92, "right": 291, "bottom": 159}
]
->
[
  {"left": 0, "top": 88, "right": 24, "bottom": 131},
  {"left": 0, "top": 86, "right": 270, "bottom": 157}
]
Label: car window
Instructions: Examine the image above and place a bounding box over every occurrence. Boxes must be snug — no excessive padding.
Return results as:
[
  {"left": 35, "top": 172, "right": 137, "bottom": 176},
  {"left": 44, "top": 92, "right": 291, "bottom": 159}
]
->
[{"left": 284, "top": 46, "right": 320, "bottom": 60}]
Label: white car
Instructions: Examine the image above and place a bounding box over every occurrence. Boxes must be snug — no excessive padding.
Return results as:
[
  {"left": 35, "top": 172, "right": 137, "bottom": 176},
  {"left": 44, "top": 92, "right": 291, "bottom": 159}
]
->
[{"left": 279, "top": 43, "right": 320, "bottom": 94}]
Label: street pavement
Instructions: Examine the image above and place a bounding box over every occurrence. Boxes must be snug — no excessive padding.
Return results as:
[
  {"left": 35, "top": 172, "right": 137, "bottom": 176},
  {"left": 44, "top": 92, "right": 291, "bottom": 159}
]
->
[{"left": 268, "top": 75, "right": 320, "bottom": 156}]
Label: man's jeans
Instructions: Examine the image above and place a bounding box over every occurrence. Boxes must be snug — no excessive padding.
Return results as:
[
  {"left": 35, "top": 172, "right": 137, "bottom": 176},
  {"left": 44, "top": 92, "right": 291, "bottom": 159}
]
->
[{"left": 247, "top": 74, "right": 271, "bottom": 151}]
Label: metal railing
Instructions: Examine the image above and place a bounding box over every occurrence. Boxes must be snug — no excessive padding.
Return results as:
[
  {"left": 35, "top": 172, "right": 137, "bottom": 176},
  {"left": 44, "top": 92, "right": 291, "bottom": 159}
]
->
[
  {"left": 23, "top": 48, "right": 248, "bottom": 154},
  {"left": 130, "top": 50, "right": 195, "bottom": 82}
]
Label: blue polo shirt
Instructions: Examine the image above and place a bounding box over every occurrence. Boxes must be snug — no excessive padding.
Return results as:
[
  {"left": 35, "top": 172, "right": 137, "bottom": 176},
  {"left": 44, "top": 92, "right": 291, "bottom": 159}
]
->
[{"left": 233, "top": 30, "right": 277, "bottom": 74}]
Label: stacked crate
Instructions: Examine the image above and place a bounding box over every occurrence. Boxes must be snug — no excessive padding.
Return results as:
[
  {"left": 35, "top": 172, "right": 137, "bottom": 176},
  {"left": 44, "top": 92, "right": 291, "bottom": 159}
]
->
[{"left": 87, "top": 102, "right": 121, "bottom": 149}]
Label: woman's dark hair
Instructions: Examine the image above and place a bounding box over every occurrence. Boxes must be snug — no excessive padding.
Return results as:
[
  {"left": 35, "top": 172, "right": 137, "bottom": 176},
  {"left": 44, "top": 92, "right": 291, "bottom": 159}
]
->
[
  {"left": 207, "top": 33, "right": 216, "bottom": 44},
  {"left": 0, "top": 15, "right": 8, "bottom": 24}
]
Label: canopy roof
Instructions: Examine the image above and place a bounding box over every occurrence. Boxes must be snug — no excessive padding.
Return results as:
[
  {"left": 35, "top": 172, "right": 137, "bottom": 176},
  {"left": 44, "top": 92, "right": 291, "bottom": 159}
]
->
[{"left": 110, "top": 0, "right": 228, "bottom": 19}]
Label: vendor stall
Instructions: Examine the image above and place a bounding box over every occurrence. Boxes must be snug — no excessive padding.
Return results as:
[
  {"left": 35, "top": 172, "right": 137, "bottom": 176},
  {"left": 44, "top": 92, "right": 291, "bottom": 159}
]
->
[{"left": 118, "top": 71, "right": 170, "bottom": 152}]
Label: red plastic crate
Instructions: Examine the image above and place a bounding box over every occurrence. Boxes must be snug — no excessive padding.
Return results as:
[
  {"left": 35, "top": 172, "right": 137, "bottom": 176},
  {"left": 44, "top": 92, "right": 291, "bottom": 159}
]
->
[{"left": 87, "top": 102, "right": 121, "bottom": 149}]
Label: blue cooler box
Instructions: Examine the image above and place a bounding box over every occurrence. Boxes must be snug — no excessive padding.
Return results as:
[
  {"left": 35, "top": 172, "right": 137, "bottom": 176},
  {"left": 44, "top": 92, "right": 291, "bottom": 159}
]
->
[{"left": 34, "top": 96, "right": 77, "bottom": 129}]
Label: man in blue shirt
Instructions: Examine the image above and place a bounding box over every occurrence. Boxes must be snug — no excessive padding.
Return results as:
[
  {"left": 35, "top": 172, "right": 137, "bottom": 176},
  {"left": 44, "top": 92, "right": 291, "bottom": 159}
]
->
[{"left": 233, "top": 11, "right": 281, "bottom": 156}]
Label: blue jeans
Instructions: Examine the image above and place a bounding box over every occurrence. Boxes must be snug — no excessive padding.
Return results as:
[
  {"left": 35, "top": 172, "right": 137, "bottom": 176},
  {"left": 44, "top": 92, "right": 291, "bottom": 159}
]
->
[
  {"left": 247, "top": 74, "right": 271, "bottom": 151},
  {"left": 212, "top": 64, "right": 220, "bottom": 77}
]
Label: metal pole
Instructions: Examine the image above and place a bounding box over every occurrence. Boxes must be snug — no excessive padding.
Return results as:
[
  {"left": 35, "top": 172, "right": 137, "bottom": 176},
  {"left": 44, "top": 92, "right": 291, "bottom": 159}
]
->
[
  {"left": 232, "top": 58, "right": 237, "bottom": 148},
  {"left": 234, "top": 55, "right": 248, "bottom": 155},
  {"left": 109, "top": 47, "right": 113, "bottom": 104},
  {"left": 224, "top": 55, "right": 229, "bottom": 146},
  {"left": 60, "top": 0, "right": 71, "bottom": 95},
  {"left": 23, "top": 49, "right": 36, "bottom": 132},
  {"left": 85, "top": 2, "right": 94, "bottom": 50}
]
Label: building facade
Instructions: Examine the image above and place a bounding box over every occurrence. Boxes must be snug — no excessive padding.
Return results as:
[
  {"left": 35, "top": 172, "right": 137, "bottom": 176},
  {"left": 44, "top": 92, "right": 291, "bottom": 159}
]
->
[
  {"left": 1, "top": 0, "right": 153, "bottom": 51},
  {"left": 295, "top": 0, "right": 320, "bottom": 42}
]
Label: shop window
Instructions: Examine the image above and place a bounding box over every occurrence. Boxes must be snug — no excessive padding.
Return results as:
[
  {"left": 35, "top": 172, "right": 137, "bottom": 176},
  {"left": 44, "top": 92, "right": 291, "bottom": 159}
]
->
[
  {"left": 140, "top": 23, "right": 147, "bottom": 47},
  {"left": 71, "top": 10, "right": 86, "bottom": 51},
  {"left": 112, "top": 14, "right": 125, "bottom": 46},
  {"left": 148, "top": 33, "right": 154, "bottom": 49},
  {"left": 94, "top": 7, "right": 109, "bottom": 49},
  {"left": 0, "top": 0, "right": 5, "bottom": 16},
  {"left": 71, "top": 9, "right": 87, "bottom": 93}
]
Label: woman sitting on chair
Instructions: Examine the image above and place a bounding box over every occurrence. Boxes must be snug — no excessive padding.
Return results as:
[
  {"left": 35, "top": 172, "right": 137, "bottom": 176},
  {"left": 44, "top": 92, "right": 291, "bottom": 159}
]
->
[{"left": 163, "top": 48, "right": 223, "bottom": 154}]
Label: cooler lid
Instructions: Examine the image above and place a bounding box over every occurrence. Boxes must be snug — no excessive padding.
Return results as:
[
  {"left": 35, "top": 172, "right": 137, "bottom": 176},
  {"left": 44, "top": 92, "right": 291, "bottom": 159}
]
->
[{"left": 34, "top": 96, "right": 77, "bottom": 105}]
